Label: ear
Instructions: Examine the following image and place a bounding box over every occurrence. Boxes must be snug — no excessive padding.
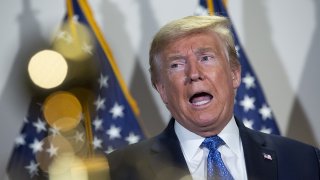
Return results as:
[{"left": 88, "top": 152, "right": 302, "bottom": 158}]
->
[
  {"left": 231, "top": 66, "right": 241, "bottom": 89},
  {"left": 155, "top": 82, "right": 168, "bottom": 104}
]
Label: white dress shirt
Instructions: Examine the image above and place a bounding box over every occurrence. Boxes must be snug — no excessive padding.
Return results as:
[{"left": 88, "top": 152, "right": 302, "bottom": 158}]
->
[{"left": 174, "top": 117, "right": 248, "bottom": 180}]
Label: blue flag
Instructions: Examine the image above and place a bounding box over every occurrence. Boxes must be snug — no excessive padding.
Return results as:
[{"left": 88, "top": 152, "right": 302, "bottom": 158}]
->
[
  {"left": 196, "top": 0, "right": 280, "bottom": 135},
  {"left": 6, "top": 0, "right": 145, "bottom": 179}
]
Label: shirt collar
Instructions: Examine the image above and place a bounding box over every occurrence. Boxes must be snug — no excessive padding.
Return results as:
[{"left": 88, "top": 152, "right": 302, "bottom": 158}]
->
[
  {"left": 174, "top": 116, "right": 241, "bottom": 160},
  {"left": 218, "top": 116, "right": 242, "bottom": 156},
  {"left": 174, "top": 120, "right": 204, "bottom": 162}
]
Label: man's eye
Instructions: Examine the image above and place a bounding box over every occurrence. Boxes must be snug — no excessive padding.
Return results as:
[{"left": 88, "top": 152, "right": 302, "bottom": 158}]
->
[
  {"left": 201, "top": 56, "right": 213, "bottom": 61},
  {"left": 170, "top": 63, "right": 179, "bottom": 69},
  {"left": 169, "top": 62, "right": 185, "bottom": 70}
]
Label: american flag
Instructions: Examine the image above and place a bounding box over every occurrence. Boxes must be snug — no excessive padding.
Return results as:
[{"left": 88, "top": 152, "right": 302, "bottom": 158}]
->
[
  {"left": 6, "top": 0, "right": 145, "bottom": 179},
  {"left": 196, "top": 0, "right": 281, "bottom": 135},
  {"left": 71, "top": 0, "right": 147, "bottom": 154}
]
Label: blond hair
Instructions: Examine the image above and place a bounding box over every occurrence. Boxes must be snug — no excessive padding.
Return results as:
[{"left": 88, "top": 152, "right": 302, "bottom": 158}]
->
[{"left": 149, "top": 15, "right": 240, "bottom": 87}]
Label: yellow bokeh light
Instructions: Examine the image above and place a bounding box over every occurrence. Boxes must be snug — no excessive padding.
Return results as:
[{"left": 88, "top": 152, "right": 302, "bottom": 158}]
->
[
  {"left": 49, "top": 153, "right": 88, "bottom": 180},
  {"left": 43, "top": 91, "right": 82, "bottom": 132},
  {"left": 28, "top": 50, "right": 68, "bottom": 89},
  {"left": 49, "top": 154, "right": 111, "bottom": 180},
  {"left": 83, "top": 155, "right": 110, "bottom": 180}
]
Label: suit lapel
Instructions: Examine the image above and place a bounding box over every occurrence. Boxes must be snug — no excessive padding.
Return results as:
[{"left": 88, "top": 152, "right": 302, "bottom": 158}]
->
[
  {"left": 147, "top": 118, "right": 278, "bottom": 179},
  {"left": 148, "top": 119, "right": 192, "bottom": 180},
  {"left": 236, "top": 118, "right": 278, "bottom": 180}
]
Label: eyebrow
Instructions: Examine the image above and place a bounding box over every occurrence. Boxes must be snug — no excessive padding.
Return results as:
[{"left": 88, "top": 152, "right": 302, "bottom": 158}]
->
[
  {"left": 166, "top": 54, "right": 186, "bottom": 61},
  {"left": 165, "top": 47, "right": 216, "bottom": 61},
  {"left": 194, "top": 47, "right": 215, "bottom": 55}
]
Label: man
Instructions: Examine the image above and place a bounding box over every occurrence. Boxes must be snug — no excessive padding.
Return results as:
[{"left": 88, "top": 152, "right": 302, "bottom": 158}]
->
[{"left": 107, "top": 15, "right": 320, "bottom": 180}]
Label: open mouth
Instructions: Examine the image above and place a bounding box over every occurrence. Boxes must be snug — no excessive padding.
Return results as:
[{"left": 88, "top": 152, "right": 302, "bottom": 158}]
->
[{"left": 189, "top": 92, "right": 213, "bottom": 106}]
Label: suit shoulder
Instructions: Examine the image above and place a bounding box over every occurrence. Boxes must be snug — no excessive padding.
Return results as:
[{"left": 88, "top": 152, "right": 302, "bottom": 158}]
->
[
  {"left": 107, "top": 136, "right": 157, "bottom": 159},
  {"left": 106, "top": 136, "right": 164, "bottom": 179},
  {"left": 247, "top": 127, "right": 318, "bottom": 152}
]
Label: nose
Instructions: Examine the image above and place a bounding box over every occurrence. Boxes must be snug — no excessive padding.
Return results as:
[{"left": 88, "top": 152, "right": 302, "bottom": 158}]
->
[{"left": 185, "top": 60, "right": 204, "bottom": 83}]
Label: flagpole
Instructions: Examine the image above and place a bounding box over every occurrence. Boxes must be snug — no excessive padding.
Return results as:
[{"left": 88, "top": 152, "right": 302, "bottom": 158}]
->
[
  {"left": 84, "top": 102, "right": 94, "bottom": 156},
  {"left": 67, "top": 0, "right": 95, "bottom": 156},
  {"left": 206, "top": 0, "right": 214, "bottom": 15}
]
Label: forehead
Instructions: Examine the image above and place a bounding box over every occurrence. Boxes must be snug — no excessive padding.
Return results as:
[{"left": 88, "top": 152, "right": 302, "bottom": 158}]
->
[{"left": 162, "top": 31, "right": 224, "bottom": 57}]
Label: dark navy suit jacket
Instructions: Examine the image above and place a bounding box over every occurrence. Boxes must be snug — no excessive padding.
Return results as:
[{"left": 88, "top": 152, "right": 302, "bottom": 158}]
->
[{"left": 107, "top": 118, "right": 320, "bottom": 180}]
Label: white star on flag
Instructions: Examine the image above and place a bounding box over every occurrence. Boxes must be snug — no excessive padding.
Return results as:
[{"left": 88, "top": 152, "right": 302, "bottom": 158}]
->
[
  {"left": 92, "top": 136, "right": 103, "bottom": 149},
  {"left": 49, "top": 124, "right": 61, "bottom": 137},
  {"left": 259, "top": 104, "right": 273, "bottom": 120},
  {"left": 57, "top": 31, "right": 67, "bottom": 40},
  {"left": 74, "top": 131, "right": 84, "bottom": 143},
  {"left": 72, "top": 15, "right": 79, "bottom": 23},
  {"left": 240, "top": 95, "right": 255, "bottom": 112},
  {"left": 64, "top": 33, "right": 73, "bottom": 44},
  {"left": 106, "top": 125, "right": 122, "bottom": 140},
  {"left": 82, "top": 42, "right": 93, "bottom": 54},
  {"left": 25, "top": 160, "right": 39, "bottom": 178},
  {"left": 57, "top": 31, "right": 73, "bottom": 44},
  {"left": 125, "top": 132, "right": 140, "bottom": 144},
  {"left": 94, "top": 96, "right": 106, "bottom": 111},
  {"left": 93, "top": 116, "right": 103, "bottom": 131},
  {"left": 46, "top": 143, "right": 58, "bottom": 158},
  {"left": 109, "top": 102, "right": 125, "bottom": 119},
  {"left": 98, "top": 74, "right": 109, "bottom": 89},
  {"left": 260, "top": 126, "right": 272, "bottom": 134},
  {"left": 15, "top": 134, "right": 26, "bottom": 146},
  {"left": 243, "top": 118, "right": 254, "bottom": 129},
  {"left": 33, "top": 118, "right": 47, "bottom": 133},
  {"left": 242, "top": 73, "right": 256, "bottom": 89},
  {"left": 29, "top": 138, "right": 44, "bottom": 154},
  {"left": 105, "top": 146, "right": 115, "bottom": 154}
]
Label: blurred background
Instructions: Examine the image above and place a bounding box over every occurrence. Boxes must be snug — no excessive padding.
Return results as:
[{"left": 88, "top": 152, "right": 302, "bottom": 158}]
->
[{"left": 0, "top": 0, "right": 319, "bottom": 178}]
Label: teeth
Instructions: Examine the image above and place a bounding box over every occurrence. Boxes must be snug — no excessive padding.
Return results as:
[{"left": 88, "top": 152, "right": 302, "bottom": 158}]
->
[{"left": 193, "top": 99, "right": 210, "bottom": 106}]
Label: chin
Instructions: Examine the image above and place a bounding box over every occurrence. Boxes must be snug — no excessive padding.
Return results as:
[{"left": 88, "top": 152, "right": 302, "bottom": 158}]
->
[
  {"left": 193, "top": 117, "right": 217, "bottom": 127},
  {"left": 197, "top": 120, "right": 225, "bottom": 136}
]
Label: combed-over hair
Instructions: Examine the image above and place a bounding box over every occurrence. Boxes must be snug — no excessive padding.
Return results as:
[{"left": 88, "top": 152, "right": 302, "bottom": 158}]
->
[{"left": 149, "top": 15, "right": 240, "bottom": 88}]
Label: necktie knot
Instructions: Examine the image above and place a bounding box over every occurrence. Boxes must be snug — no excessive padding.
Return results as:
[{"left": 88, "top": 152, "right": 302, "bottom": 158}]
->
[{"left": 201, "top": 135, "right": 225, "bottom": 151}]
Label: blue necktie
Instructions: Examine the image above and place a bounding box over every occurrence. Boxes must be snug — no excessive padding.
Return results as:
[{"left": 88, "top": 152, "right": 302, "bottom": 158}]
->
[{"left": 201, "top": 136, "right": 234, "bottom": 180}]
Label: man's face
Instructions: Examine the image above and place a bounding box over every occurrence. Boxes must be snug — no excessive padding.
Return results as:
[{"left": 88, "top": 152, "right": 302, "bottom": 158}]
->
[{"left": 155, "top": 32, "right": 241, "bottom": 136}]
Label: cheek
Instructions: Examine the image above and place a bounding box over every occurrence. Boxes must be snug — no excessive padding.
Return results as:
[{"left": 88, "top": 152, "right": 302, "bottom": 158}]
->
[
  {"left": 164, "top": 76, "right": 187, "bottom": 102},
  {"left": 206, "top": 66, "right": 227, "bottom": 82},
  {"left": 167, "top": 71, "right": 186, "bottom": 86},
  {"left": 166, "top": 80, "right": 183, "bottom": 96},
  {"left": 206, "top": 67, "right": 234, "bottom": 94}
]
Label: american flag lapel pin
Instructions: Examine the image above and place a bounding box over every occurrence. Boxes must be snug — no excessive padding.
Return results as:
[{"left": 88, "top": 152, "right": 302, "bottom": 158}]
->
[{"left": 263, "top": 153, "right": 273, "bottom": 160}]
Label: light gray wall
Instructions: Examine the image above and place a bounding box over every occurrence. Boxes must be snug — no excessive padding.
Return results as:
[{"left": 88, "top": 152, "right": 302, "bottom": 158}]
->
[{"left": 1, "top": 0, "right": 319, "bottom": 178}]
